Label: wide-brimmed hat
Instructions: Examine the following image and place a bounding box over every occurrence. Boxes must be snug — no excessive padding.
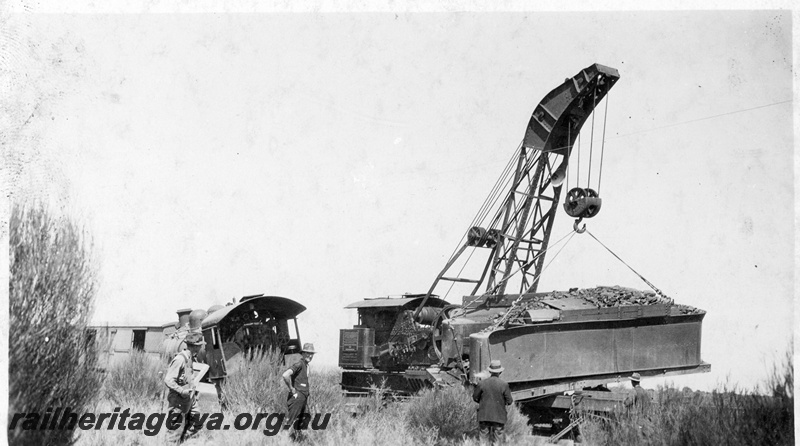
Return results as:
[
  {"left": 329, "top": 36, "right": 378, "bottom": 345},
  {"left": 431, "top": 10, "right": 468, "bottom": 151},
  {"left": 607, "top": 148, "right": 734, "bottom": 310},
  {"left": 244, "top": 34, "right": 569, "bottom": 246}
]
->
[
  {"left": 487, "top": 360, "right": 504, "bottom": 373},
  {"left": 631, "top": 372, "right": 641, "bottom": 382},
  {"left": 185, "top": 332, "right": 206, "bottom": 346},
  {"left": 301, "top": 343, "right": 316, "bottom": 354}
]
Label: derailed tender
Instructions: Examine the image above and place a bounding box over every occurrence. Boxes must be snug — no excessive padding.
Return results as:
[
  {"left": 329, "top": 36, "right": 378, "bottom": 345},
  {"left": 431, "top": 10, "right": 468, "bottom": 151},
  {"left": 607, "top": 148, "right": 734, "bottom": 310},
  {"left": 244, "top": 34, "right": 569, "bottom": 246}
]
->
[
  {"left": 341, "top": 287, "right": 707, "bottom": 401},
  {"left": 449, "top": 287, "right": 708, "bottom": 401}
]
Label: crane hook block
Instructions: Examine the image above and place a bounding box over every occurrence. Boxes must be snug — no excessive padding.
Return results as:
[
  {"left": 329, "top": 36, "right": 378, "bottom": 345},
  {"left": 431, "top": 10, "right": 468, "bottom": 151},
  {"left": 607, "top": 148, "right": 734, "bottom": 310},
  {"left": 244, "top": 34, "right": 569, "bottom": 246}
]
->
[{"left": 563, "top": 187, "right": 602, "bottom": 219}]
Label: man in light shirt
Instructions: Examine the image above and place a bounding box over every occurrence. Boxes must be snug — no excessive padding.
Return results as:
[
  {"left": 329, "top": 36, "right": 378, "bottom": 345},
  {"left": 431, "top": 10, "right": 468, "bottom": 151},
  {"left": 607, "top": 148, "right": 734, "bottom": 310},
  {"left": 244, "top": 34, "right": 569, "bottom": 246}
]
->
[{"left": 281, "top": 343, "right": 316, "bottom": 440}]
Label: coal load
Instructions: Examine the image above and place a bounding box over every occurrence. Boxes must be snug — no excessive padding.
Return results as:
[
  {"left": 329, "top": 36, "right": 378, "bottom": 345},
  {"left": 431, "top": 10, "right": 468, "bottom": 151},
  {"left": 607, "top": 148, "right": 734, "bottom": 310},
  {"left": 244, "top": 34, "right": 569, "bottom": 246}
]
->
[
  {"left": 547, "top": 285, "right": 667, "bottom": 306},
  {"left": 522, "top": 286, "right": 701, "bottom": 314}
]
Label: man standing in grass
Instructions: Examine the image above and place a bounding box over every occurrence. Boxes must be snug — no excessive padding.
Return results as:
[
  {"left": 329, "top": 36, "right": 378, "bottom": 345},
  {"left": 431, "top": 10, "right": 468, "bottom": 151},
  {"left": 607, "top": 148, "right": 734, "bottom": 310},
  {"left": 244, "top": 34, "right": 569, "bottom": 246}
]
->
[
  {"left": 282, "top": 343, "right": 316, "bottom": 440},
  {"left": 473, "top": 360, "right": 513, "bottom": 445},
  {"left": 164, "top": 332, "right": 205, "bottom": 444},
  {"left": 624, "top": 372, "right": 654, "bottom": 440},
  {"left": 624, "top": 372, "right": 652, "bottom": 411}
]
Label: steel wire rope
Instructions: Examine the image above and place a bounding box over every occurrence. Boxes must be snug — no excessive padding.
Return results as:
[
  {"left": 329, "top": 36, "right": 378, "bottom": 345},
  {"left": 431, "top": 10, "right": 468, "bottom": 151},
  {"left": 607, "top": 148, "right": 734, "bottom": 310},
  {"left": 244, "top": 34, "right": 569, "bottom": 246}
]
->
[
  {"left": 565, "top": 123, "right": 570, "bottom": 191},
  {"left": 484, "top": 150, "right": 546, "bottom": 270},
  {"left": 439, "top": 145, "right": 545, "bottom": 303},
  {"left": 576, "top": 133, "right": 580, "bottom": 189},
  {"left": 483, "top": 153, "right": 539, "bottom": 263},
  {"left": 587, "top": 84, "right": 597, "bottom": 188},
  {"left": 585, "top": 229, "right": 672, "bottom": 303},
  {"left": 598, "top": 91, "right": 610, "bottom": 194},
  {"left": 499, "top": 150, "right": 545, "bottom": 227},
  {"left": 455, "top": 228, "right": 577, "bottom": 316},
  {"left": 534, "top": 99, "right": 789, "bottom": 153},
  {"left": 461, "top": 146, "right": 541, "bottom": 273},
  {"left": 465, "top": 143, "right": 521, "bottom": 238},
  {"left": 426, "top": 95, "right": 786, "bottom": 320},
  {"left": 492, "top": 229, "right": 579, "bottom": 327},
  {"left": 473, "top": 143, "right": 523, "bottom": 227},
  {"left": 437, "top": 142, "right": 521, "bottom": 273},
  {"left": 463, "top": 149, "right": 548, "bottom": 299},
  {"left": 525, "top": 229, "right": 578, "bottom": 293},
  {"left": 329, "top": 98, "right": 788, "bottom": 202},
  {"left": 435, "top": 142, "right": 523, "bottom": 301},
  {"left": 489, "top": 149, "right": 567, "bottom": 295},
  {"left": 478, "top": 145, "right": 528, "bottom": 230},
  {"left": 607, "top": 99, "right": 791, "bottom": 140}
]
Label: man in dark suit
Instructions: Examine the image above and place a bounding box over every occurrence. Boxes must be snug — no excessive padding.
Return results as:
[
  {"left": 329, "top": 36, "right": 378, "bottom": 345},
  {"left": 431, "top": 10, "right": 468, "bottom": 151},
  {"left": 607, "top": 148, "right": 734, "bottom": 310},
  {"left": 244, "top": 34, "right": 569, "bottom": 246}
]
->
[
  {"left": 624, "top": 372, "right": 652, "bottom": 411},
  {"left": 472, "top": 359, "right": 513, "bottom": 444}
]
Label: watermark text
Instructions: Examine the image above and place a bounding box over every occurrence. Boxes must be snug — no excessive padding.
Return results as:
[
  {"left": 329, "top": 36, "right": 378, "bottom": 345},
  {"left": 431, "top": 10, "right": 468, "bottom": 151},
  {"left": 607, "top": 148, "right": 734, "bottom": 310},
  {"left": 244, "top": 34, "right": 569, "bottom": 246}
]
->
[{"left": 8, "top": 407, "right": 331, "bottom": 436}]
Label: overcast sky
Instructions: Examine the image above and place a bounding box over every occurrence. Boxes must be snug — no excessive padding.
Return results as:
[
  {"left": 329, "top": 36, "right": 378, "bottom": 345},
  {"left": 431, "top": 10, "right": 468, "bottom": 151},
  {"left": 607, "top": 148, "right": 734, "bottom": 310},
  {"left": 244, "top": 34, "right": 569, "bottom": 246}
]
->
[{"left": 2, "top": 3, "right": 795, "bottom": 392}]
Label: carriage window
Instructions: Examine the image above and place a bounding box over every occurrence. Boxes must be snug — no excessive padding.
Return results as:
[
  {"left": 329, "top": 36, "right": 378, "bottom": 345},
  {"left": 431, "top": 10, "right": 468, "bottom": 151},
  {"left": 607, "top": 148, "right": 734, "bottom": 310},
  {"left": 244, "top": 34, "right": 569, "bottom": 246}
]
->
[{"left": 132, "top": 330, "right": 146, "bottom": 351}]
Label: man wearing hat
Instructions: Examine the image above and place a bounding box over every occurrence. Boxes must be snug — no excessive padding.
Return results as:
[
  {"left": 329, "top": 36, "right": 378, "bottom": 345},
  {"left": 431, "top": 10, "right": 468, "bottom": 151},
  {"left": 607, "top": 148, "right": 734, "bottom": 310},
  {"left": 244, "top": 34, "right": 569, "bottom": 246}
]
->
[
  {"left": 472, "top": 359, "right": 513, "bottom": 445},
  {"left": 281, "top": 342, "right": 316, "bottom": 440},
  {"left": 164, "top": 332, "right": 206, "bottom": 444},
  {"left": 624, "top": 372, "right": 652, "bottom": 411}
]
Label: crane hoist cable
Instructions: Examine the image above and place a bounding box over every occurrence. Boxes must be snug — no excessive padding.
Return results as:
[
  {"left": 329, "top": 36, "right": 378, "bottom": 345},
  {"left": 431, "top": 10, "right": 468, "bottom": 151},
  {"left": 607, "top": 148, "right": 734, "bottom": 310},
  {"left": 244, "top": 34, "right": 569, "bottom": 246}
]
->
[
  {"left": 442, "top": 143, "right": 522, "bottom": 269},
  {"left": 598, "top": 90, "right": 610, "bottom": 194},
  {"left": 588, "top": 83, "right": 597, "bottom": 189},
  {"left": 438, "top": 140, "right": 560, "bottom": 302},
  {"left": 454, "top": 228, "right": 578, "bottom": 318},
  {"left": 487, "top": 228, "right": 579, "bottom": 328},
  {"left": 585, "top": 229, "right": 672, "bottom": 303},
  {"left": 495, "top": 224, "right": 671, "bottom": 329},
  {"left": 565, "top": 86, "right": 611, "bottom": 233}
]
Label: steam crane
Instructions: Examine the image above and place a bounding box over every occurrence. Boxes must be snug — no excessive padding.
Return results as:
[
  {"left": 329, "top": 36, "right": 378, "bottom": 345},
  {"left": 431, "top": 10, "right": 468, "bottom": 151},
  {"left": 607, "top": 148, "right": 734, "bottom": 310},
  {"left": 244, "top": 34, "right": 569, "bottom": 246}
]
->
[{"left": 339, "top": 64, "right": 709, "bottom": 429}]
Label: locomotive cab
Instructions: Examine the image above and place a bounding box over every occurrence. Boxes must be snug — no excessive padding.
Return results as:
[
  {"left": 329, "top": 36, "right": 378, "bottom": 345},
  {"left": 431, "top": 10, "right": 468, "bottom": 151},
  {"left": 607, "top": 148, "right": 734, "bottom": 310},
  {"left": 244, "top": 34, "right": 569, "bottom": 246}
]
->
[{"left": 201, "top": 294, "right": 306, "bottom": 382}]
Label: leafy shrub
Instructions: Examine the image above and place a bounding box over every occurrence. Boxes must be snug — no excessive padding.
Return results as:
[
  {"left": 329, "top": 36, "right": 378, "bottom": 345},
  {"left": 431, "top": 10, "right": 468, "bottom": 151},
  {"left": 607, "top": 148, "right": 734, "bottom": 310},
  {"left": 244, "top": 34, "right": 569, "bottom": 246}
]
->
[
  {"left": 503, "top": 403, "right": 533, "bottom": 440},
  {"left": 406, "top": 384, "right": 529, "bottom": 443},
  {"left": 8, "top": 203, "right": 103, "bottom": 445},
  {"left": 406, "top": 386, "right": 475, "bottom": 440}
]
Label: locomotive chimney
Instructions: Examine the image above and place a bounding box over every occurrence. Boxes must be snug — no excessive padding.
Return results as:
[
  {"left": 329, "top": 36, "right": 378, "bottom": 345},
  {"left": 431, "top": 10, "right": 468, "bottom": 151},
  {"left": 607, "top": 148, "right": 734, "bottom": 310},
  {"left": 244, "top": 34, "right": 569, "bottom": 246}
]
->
[
  {"left": 189, "top": 309, "right": 208, "bottom": 333},
  {"left": 176, "top": 308, "right": 192, "bottom": 328}
]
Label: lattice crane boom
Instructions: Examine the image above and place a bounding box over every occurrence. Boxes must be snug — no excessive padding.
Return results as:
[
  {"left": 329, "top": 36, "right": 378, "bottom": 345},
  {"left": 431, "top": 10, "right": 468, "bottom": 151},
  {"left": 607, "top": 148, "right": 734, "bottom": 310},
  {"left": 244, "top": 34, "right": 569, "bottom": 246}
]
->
[{"left": 415, "top": 64, "right": 619, "bottom": 317}]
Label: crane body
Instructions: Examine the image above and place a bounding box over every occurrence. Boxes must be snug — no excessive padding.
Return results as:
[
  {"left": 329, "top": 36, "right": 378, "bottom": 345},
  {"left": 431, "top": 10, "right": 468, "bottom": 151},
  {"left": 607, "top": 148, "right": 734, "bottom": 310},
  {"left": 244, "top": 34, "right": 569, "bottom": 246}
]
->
[{"left": 338, "top": 64, "right": 709, "bottom": 433}]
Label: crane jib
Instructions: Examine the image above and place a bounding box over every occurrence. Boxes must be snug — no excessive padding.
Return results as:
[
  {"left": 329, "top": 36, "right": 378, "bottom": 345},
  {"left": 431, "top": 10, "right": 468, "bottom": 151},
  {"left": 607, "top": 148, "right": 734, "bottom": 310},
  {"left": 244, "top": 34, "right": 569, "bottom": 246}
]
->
[
  {"left": 487, "top": 63, "right": 620, "bottom": 297},
  {"left": 523, "top": 63, "right": 619, "bottom": 156},
  {"left": 415, "top": 63, "right": 621, "bottom": 318}
]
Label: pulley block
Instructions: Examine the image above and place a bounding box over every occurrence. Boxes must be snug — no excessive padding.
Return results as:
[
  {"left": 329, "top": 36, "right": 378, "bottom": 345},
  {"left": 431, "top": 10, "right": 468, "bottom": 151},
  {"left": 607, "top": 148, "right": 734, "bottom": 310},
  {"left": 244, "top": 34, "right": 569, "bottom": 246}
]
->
[
  {"left": 563, "top": 187, "right": 602, "bottom": 219},
  {"left": 467, "top": 226, "right": 500, "bottom": 248}
]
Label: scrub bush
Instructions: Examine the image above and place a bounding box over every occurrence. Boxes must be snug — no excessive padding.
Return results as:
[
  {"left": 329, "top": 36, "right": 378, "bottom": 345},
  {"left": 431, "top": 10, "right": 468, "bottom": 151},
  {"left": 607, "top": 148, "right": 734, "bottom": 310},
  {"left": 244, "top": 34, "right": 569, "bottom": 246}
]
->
[
  {"left": 8, "top": 203, "right": 103, "bottom": 445},
  {"left": 406, "top": 384, "right": 530, "bottom": 443}
]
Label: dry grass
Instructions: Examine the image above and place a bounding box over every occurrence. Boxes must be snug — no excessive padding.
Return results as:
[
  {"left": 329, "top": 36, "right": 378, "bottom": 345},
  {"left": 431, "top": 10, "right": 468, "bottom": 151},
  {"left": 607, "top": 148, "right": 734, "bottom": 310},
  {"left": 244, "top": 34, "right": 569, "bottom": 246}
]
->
[
  {"left": 101, "top": 349, "right": 167, "bottom": 407},
  {"left": 580, "top": 349, "right": 794, "bottom": 446},
  {"left": 71, "top": 347, "right": 795, "bottom": 446},
  {"left": 219, "top": 348, "right": 289, "bottom": 413}
]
